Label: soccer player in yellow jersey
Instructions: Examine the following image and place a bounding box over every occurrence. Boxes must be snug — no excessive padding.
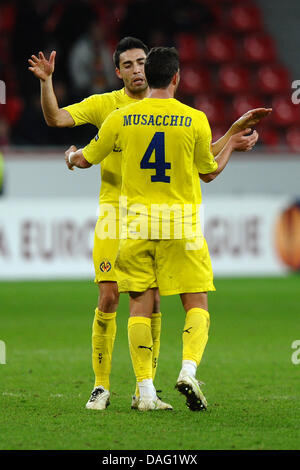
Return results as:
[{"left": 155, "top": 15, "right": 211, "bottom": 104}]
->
[
  {"left": 28, "top": 37, "right": 173, "bottom": 411},
  {"left": 65, "top": 47, "right": 270, "bottom": 411},
  {"left": 29, "top": 37, "right": 269, "bottom": 412}
]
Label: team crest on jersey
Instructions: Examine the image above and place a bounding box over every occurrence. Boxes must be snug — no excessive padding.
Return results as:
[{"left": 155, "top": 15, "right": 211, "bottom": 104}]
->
[{"left": 100, "top": 260, "right": 112, "bottom": 272}]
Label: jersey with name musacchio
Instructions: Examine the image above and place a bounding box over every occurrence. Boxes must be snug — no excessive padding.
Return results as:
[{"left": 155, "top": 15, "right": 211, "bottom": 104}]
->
[{"left": 82, "top": 97, "right": 218, "bottom": 238}]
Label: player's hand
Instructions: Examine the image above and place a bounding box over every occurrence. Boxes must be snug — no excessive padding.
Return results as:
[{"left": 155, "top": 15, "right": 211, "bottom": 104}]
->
[
  {"left": 231, "top": 108, "right": 272, "bottom": 132},
  {"left": 65, "top": 145, "right": 77, "bottom": 171},
  {"left": 229, "top": 128, "right": 259, "bottom": 152},
  {"left": 28, "top": 51, "right": 56, "bottom": 81}
]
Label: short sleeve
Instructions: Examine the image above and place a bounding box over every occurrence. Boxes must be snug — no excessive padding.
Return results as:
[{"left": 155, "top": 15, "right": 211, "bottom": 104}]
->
[
  {"left": 194, "top": 112, "right": 218, "bottom": 174},
  {"left": 63, "top": 95, "right": 102, "bottom": 127},
  {"left": 82, "top": 109, "right": 121, "bottom": 165}
]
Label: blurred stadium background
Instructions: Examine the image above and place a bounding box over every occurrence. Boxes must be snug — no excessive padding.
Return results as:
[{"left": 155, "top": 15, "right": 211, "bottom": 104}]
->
[
  {"left": 0, "top": 0, "right": 300, "bottom": 279},
  {"left": 1, "top": 0, "right": 300, "bottom": 452}
]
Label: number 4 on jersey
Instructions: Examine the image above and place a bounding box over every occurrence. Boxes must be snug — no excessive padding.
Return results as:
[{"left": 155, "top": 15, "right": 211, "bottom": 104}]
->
[{"left": 140, "top": 132, "right": 171, "bottom": 183}]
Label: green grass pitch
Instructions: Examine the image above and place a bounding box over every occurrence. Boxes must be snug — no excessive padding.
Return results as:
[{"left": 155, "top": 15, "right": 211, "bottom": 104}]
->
[{"left": 0, "top": 276, "right": 299, "bottom": 450}]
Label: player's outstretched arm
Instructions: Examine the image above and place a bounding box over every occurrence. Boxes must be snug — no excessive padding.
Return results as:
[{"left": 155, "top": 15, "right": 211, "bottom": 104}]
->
[
  {"left": 231, "top": 108, "right": 272, "bottom": 132},
  {"left": 211, "top": 108, "right": 272, "bottom": 156},
  {"left": 28, "top": 51, "right": 74, "bottom": 128},
  {"left": 65, "top": 145, "right": 92, "bottom": 171},
  {"left": 200, "top": 129, "right": 258, "bottom": 183}
]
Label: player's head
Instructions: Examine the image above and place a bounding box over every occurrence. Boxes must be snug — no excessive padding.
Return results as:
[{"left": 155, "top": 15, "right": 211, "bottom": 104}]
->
[
  {"left": 145, "top": 47, "right": 180, "bottom": 91},
  {"left": 113, "top": 37, "right": 149, "bottom": 95},
  {"left": 113, "top": 37, "right": 149, "bottom": 69}
]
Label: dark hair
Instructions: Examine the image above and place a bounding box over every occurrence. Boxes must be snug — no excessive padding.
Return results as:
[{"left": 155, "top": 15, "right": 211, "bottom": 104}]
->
[
  {"left": 113, "top": 37, "right": 149, "bottom": 68},
  {"left": 145, "top": 47, "right": 179, "bottom": 89}
]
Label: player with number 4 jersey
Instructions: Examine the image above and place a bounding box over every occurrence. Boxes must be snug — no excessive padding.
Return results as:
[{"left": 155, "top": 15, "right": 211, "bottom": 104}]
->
[
  {"left": 81, "top": 88, "right": 218, "bottom": 294},
  {"left": 65, "top": 47, "right": 269, "bottom": 411}
]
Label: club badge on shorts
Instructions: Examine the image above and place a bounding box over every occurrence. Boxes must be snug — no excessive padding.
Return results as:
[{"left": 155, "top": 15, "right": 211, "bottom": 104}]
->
[{"left": 100, "top": 260, "right": 112, "bottom": 273}]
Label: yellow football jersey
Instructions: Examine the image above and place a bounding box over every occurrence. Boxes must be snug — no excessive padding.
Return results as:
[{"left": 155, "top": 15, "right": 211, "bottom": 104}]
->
[
  {"left": 82, "top": 97, "right": 218, "bottom": 239},
  {"left": 63, "top": 88, "right": 140, "bottom": 207}
]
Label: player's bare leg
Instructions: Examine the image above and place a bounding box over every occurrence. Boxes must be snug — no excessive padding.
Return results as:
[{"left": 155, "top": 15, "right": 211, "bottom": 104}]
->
[
  {"left": 128, "top": 289, "right": 172, "bottom": 411},
  {"left": 153, "top": 288, "right": 161, "bottom": 313},
  {"left": 86, "top": 281, "right": 119, "bottom": 410},
  {"left": 180, "top": 292, "right": 208, "bottom": 313},
  {"left": 98, "top": 281, "right": 119, "bottom": 313},
  {"left": 175, "top": 292, "right": 209, "bottom": 411}
]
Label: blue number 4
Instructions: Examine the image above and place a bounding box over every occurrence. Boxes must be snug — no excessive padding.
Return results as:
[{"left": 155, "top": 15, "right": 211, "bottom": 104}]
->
[{"left": 140, "top": 132, "right": 171, "bottom": 183}]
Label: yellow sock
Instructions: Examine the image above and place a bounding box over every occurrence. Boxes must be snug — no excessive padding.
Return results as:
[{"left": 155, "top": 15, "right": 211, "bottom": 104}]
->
[
  {"left": 128, "top": 316, "right": 153, "bottom": 384},
  {"left": 151, "top": 312, "right": 161, "bottom": 382},
  {"left": 182, "top": 308, "right": 210, "bottom": 366},
  {"left": 92, "top": 308, "right": 117, "bottom": 390},
  {"left": 134, "top": 312, "right": 161, "bottom": 398}
]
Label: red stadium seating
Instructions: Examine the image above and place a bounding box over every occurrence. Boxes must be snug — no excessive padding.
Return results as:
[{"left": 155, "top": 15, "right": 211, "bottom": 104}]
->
[
  {"left": 218, "top": 64, "right": 251, "bottom": 94},
  {"left": 0, "top": 3, "right": 16, "bottom": 31},
  {"left": 209, "top": 2, "right": 243, "bottom": 27},
  {"left": 243, "top": 34, "right": 277, "bottom": 63},
  {"left": 228, "top": 3, "right": 263, "bottom": 33},
  {"left": 256, "top": 65, "right": 291, "bottom": 94},
  {"left": 209, "top": 4, "right": 223, "bottom": 27},
  {"left": 180, "top": 65, "right": 212, "bottom": 95},
  {"left": 204, "top": 33, "right": 238, "bottom": 63},
  {"left": 194, "top": 95, "right": 226, "bottom": 125},
  {"left": 4, "top": 0, "right": 296, "bottom": 152},
  {"left": 271, "top": 96, "right": 300, "bottom": 127},
  {"left": 256, "top": 125, "right": 281, "bottom": 148},
  {"left": 2, "top": 96, "right": 23, "bottom": 125},
  {"left": 286, "top": 126, "right": 300, "bottom": 152},
  {"left": 175, "top": 33, "right": 201, "bottom": 63},
  {"left": 199, "top": 0, "right": 244, "bottom": 4},
  {"left": 210, "top": 125, "right": 230, "bottom": 142},
  {"left": 230, "top": 94, "right": 265, "bottom": 121}
]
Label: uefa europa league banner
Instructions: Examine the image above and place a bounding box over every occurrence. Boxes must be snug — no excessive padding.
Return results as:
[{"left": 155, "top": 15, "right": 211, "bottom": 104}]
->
[
  {"left": 203, "top": 196, "right": 296, "bottom": 276},
  {"left": 0, "top": 196, "right": 298, "bottom": 280},
  {"left": 0, "top": 199, "right": 98, "bottom": 280}
]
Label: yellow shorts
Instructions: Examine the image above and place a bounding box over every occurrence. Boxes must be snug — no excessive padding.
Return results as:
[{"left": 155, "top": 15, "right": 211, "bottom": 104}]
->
[
  {"left": 93, "top": 217, "right": 120, "bottom": 283},
  {"left": 115, "top": 237, "right": 215, "bottom": 295}
]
